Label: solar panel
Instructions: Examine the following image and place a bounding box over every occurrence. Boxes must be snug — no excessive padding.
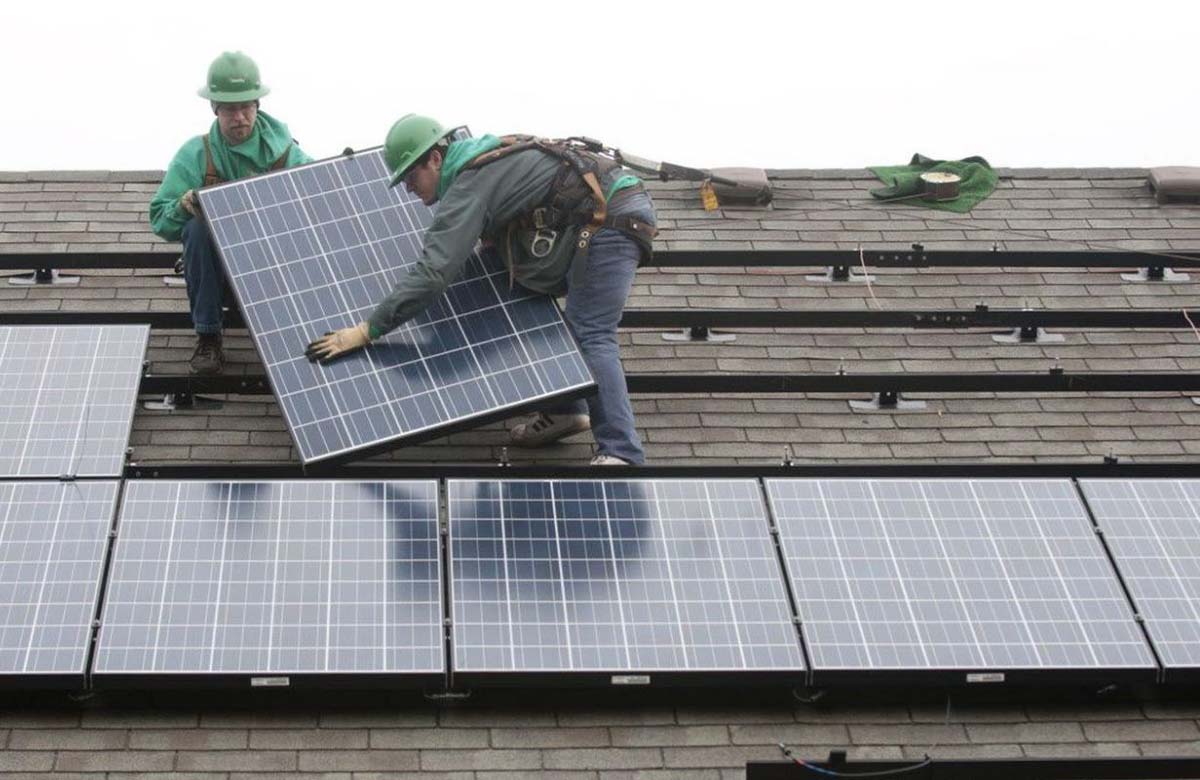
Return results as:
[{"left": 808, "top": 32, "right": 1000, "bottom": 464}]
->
[
  {"left": 196, "top": 148, "right": 594, "bottom": 465},
  {"left": 93, "top": 480, "right": 443, "bottom": 684},
  {"left": 0, "top": 325, "right": 148, "bottom": 477},
  {"left": 0, "top": 481, "right": 118, "bottom": 683},
  {"left": 766, "top": 479, "right": 1156, "bottom": 684},
  {"left": 447, "top": 479, "right": 805, "bottom": 682},
  {"left": 1079, "top": 479, "right": 1200, "bottom": 679}
]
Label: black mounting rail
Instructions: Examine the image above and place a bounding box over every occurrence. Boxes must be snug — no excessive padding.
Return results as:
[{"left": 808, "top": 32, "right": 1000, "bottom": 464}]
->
[
  {"left": 123, "top": 461, "right": 1200, "bottom": 481},
  {"left": 2, "top": 248, "right": 1199, "bottom": 272},
  {"left": 137, "top": 371, "right": 1200, "bottom": 397},
  {"left": 747, "top": 755, "right": 1200, "bottom": 780},
  {"left": 5, "top": 308, "right": 1200, "bottom": 331}
]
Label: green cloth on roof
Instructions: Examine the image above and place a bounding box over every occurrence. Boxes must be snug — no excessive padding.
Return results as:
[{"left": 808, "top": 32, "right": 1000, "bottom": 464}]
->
[{"left": 868, "top": 153, "right": 998, "bottom": 213}]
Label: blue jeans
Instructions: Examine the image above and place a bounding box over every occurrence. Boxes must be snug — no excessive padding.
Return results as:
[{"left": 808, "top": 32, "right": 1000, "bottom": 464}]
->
[
  {"left": 181, "top": 217, "right": 224, "bottom": 335},
  {"left": 548, "top": 191, "right": 654, "bottom": 464}
]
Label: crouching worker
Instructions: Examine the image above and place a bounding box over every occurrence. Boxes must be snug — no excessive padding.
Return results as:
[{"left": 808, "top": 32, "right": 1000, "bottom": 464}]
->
[
  {"left": 149, "top": 51, "right": 312, "bottom": 374},
  {"left": 304, "top": 115, "right": 656, "bottom": 465}
]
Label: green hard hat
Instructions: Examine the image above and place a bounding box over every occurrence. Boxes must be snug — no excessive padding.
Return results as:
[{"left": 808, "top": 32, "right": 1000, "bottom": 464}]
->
[
  {"left": 384, "top": 114, "right": 447, "bottom": 187},
  {"left": 197, "top": 51, "right": 270, "bottom": 102}
]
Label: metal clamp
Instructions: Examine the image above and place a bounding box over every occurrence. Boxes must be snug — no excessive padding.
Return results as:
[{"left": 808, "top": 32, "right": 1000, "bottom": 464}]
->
[{"left": 530, "top": 228, "right": 558, "bottom": 258}]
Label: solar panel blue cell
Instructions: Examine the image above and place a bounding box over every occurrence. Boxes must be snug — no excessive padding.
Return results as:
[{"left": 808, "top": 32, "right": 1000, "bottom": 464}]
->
[
  {"left": 1080, "top": 480, "right": 1200, "bottom": 676},
  {"left": 448, "top": 480, "right": 805, "bottom": 676},
  {"left": 0, "top": 325, "right": 148, "bottom": 477},
  {"left": 0, "top": 481, "right": 118, "bottom": 679},
  {"left": 197, "top": 149, "right": 593, "bottom": 464},
  {"left": 93, "top": 480, "right": 443, "bottom": 678},
  {"left": 767, "top": 479, "right": 1156, "bottom": 678}
]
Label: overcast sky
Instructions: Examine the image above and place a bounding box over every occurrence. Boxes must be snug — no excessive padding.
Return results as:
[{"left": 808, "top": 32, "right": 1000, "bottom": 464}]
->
[{"left": 5, "top": 0, "right": 1196, "bottom": 172}]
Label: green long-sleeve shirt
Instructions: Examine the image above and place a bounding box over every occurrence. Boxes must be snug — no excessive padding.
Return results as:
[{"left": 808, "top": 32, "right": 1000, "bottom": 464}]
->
[
  {"left": 148, "top": 111, "right": 311, "bottom": 242},
  {"left": 366, "top": 148, "right": 570, "bottom": 338}
]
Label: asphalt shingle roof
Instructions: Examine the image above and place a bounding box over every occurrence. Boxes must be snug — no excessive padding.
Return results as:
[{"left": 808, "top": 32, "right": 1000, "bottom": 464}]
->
[
  {"left": 3, "top": 165, "right": 1200, "bottom": 775},
  {"left": 4, "top": 166, "right": 1198, "bottom": 465}
]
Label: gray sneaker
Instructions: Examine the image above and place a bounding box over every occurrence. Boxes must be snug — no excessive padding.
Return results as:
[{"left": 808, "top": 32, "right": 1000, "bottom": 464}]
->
[
  {"left": 590, "top": 455, "right": 632, "bottom": 466},
  {"left": 189, "top": 333, "right": 224, "bottom": 375},
  {"left": 509, "top": 412, "right": 590, "bottom": 447}
]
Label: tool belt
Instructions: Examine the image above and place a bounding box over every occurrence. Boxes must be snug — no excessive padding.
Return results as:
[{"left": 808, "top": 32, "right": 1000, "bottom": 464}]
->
[
  {"left": 202, "top": 136, "right": 291, "bottom": 187},
  {"left": 466, "top": 135, "right": 658, "bottom": 263}
]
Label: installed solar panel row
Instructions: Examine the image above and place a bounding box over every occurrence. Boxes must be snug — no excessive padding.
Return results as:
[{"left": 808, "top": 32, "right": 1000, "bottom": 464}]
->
[
  {"left": 8, "top": 477, "right": 1200, "bottom": 688},
  {"left": 767, "top": 479, "right": 1157, "bottom": 684},
  {"left": 94, "top": 480, "right": 443, "bottom": 683},
  {"left": 448, "top": 479, "right": 805, "bottom": 681},
  {"left": 197, "top": 148, "right": 593, "bottom": 465}
]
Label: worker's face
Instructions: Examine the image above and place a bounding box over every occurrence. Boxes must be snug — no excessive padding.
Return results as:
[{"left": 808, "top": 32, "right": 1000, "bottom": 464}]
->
[
  {"left": 402, "top": 148, "right": 443, "bottom": 206},
  {"left": 214, "top": 101, "right": 258, "bottom": 145}
]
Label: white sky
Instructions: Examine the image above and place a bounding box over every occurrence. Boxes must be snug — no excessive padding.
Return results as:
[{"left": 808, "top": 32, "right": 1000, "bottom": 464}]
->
[{"left": 4, "top": 0, "right": 1197, "bottom": 171}]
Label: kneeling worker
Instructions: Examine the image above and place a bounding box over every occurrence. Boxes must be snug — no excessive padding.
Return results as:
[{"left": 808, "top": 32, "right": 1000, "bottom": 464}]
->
[{"left": 304, "top": 115, "right": 656, "bottom": 465}]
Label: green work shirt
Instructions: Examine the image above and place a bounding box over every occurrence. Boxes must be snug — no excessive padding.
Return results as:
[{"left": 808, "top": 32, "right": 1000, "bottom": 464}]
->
[
  {"left": 148, "top": 111, "right": 312, "bottom": 242},
  {"left": 366, "top": 149, "right": 575, "bottom": 338}
]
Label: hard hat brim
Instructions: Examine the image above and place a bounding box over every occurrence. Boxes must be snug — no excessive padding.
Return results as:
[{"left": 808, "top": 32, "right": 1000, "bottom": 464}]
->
[
  {"left": 197, "top": 85, "right": 271, "bottom": 102},
  {"left": 386, "top": 134, "right": 444, "bottom": 189}
]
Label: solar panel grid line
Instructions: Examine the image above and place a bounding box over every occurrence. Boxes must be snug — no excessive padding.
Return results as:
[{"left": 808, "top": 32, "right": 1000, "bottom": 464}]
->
[
  {"left": 768, "top": 479, "right": 1156, "bottom": 680},
  {"left": 448, "top": 479, "right": 806, "bottom": 678},
  {"left": 962, "top": 480, "right": 1044, "bottom": 667},
  {"left": 20, "top": 481, "right": 69, "bottom": 672},
  {"left": 94, "top": 480, "right": 443, "bottom": 681},
  {"left": 645, "top": 482, "right": 689, "bottom": 667},
  {"left": 199, "top": 148, "right": 592, "bottom": 465},
  {"left": 12, "top": 327, "right": 58, "bottom": 475},
  {"left": 916, "top": 481, "right": 987, "bottom": 663},
  {"left": 1013, "top": 481, "right": 1101, "bottom": 667}
]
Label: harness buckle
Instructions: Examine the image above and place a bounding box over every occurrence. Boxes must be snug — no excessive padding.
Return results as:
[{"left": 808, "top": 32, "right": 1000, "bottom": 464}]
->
[
  {"left": 530, "top": 228, "right": 558, "bottom": 258},
  {"left": 531, "top": 208, "right": 548, "bottom": 229}
]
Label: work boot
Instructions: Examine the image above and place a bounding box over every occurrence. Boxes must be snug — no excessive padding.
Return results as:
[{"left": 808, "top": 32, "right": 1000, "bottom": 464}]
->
[
  {"left": 590, "top": 454, "right": 632, "bottom": 466},
  {"left": 509, "top": 412, "right": 590, "bottom": 447},
  {"left": 189, "top": 333, "right": 224, "bottom": 375}
]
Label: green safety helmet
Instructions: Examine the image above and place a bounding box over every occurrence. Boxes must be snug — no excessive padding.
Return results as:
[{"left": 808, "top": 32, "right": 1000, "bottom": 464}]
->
[
  {"left": 384, "top": 114, "right": 448, "bottom": 187},
  {"left": 197, "top": 51, "right": 270, "bottom": 103}
]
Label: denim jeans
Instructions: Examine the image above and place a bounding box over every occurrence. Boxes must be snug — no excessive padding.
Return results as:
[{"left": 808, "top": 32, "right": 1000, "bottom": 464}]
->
[
  {"left": 181, "top": 217, "right": 224, "bottom": 335},
  {"left": 547, "top": 190, "right": 655, "bottom": 464}
]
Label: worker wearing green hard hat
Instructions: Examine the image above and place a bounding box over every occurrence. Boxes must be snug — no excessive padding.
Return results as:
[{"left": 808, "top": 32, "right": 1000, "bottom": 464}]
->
[
  {"left": 306, "top": 115, "right": 658, "bottom": 466},
  {"left": 149, "top": 52, "right": 312, "bottom": 375}
]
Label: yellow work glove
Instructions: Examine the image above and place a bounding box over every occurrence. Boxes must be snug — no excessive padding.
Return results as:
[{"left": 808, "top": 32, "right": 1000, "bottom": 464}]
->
[
  {"left": 304, "top": 322, "right": 371, "bottom": 363},
  {"left": 179, "top": 189, "right": 198, "bottom": 216}
]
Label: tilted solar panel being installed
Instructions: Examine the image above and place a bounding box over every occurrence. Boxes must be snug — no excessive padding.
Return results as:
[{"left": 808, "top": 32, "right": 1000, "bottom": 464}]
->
[
  {"left": 0, "top": 481, "right": 119, "bottom": 685},
  {"left": 196, "top": 148, "right": 593, "bottom": 465},
  {"left": 0, "top": 325, "right": 148, "bottom": 478},
  {"left": 766, "top": 479, "right": 1157, "bottom": 685},
  {"left": 93, "top": 480, "right": 443, "bottom": 686},
  {"left": 447, "top": 479, "right": 806, "bottom": 684}
]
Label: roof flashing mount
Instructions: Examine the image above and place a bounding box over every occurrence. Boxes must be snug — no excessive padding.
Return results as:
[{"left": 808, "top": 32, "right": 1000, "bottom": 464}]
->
[
  {"left": 1121, "top": 266, "right": 1190, "bottom": 283},
  {"left": 8, "top": 268, "right": 80, "bottom": 287},
  {"left": 848, "top": 390, "right": 927, "bottom": 412}
]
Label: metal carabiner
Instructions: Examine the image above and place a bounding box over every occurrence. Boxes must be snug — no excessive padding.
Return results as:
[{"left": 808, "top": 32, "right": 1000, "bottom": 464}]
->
[{"left": 530, "top": 228, "right": 558, "bottom": 258}]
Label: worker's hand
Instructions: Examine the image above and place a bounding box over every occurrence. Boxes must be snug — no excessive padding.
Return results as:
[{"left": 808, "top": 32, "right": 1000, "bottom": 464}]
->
[
  {"left": 179, "top": 190, "right": 198, "bottom": 216},
  {"left": 304, "top": 322, "right": 371, "bottom": 363}
]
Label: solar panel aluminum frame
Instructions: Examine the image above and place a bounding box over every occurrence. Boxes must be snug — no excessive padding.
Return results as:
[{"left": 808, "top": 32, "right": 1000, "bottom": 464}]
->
[
  {"left": 446, "top": 478, "right": 808, "bottom": 688},
  {"left": 197, "top": 146, "right": 595, "bottom": 469},
  {"left": 92, "top": 479, "right": 446, "bottom": 690},
  {"left": 0, "top": 481, "right": 120, "bottom": 690},
  {"left": 766, "top": 479, "right": 1159, "bottom": 689}
]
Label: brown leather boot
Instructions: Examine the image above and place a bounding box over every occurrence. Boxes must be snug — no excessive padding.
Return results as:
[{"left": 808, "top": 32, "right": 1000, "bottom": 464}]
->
[{"left": 189, "top": 333, "right": 224, "bottom": 375}]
